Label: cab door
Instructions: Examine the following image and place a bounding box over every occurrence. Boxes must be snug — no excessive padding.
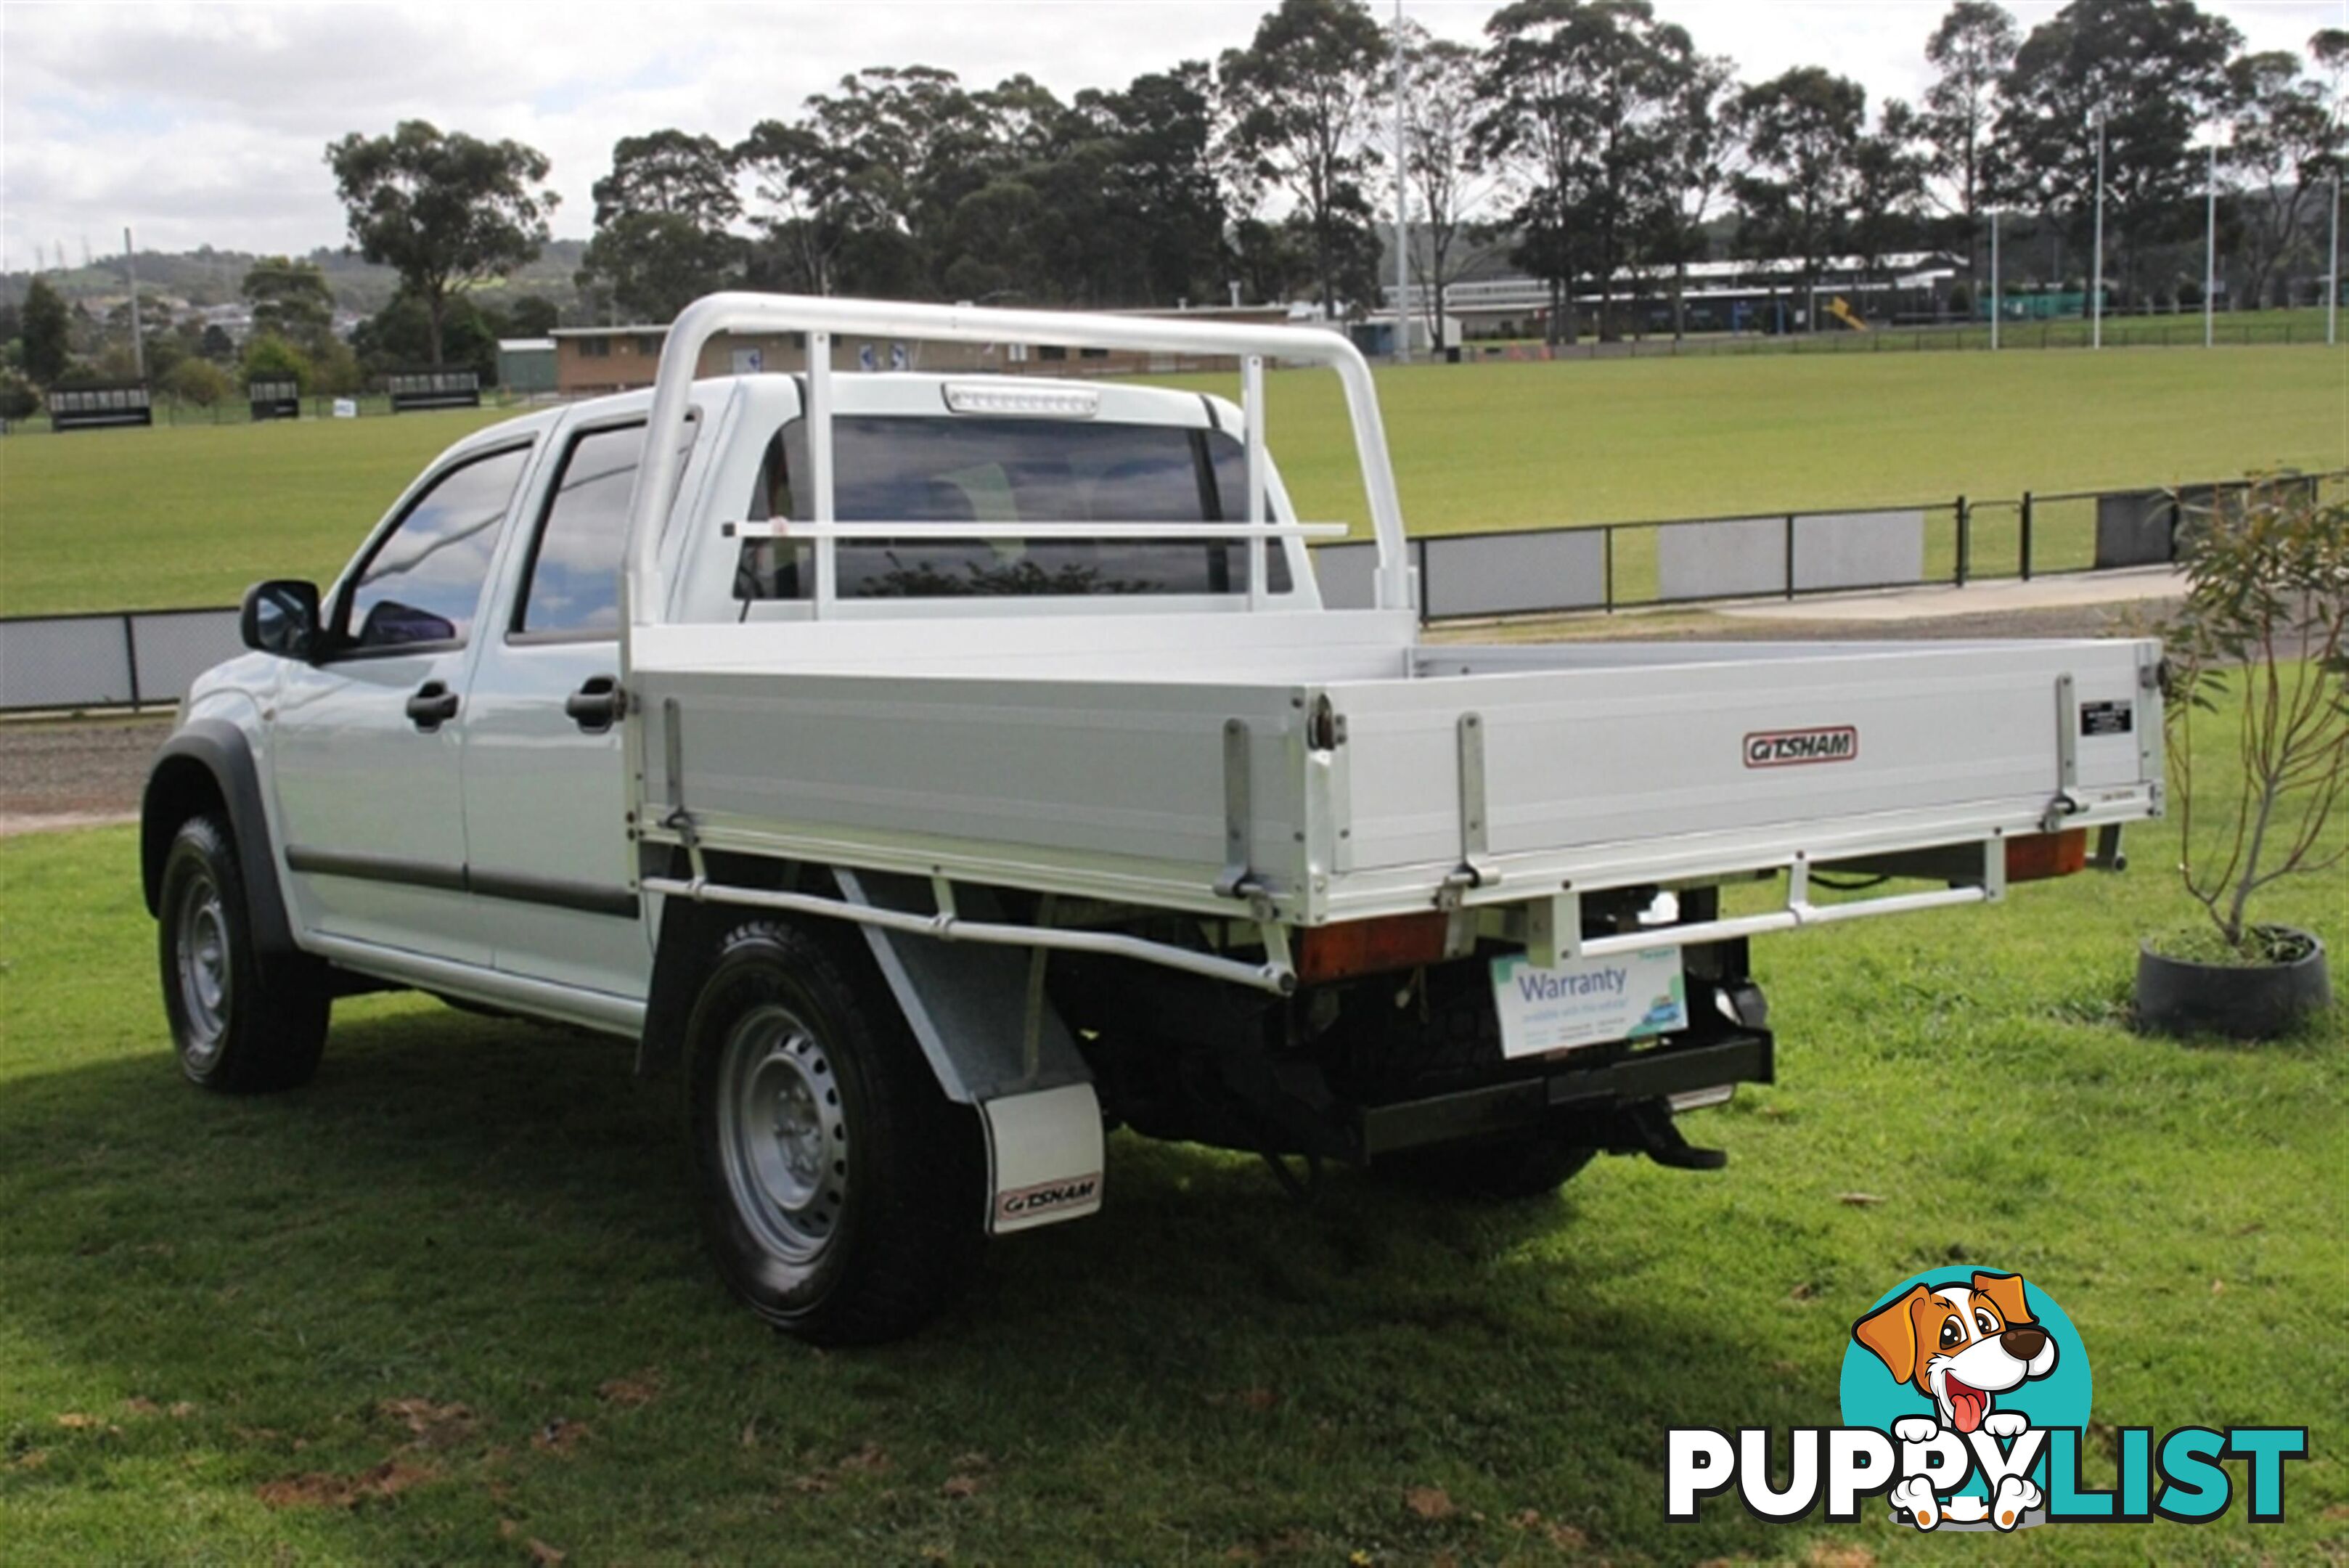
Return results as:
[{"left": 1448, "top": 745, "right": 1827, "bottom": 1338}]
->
[
  {"left": 269, "top": 441, "right": 533, "bottom": 963},
  {"left": 460, "top": 418, "right": 687, "bottom": 998}
]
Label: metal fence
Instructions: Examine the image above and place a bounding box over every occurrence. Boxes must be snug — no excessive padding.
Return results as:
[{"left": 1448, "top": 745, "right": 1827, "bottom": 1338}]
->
[
  {"left": 0, "top": 606, "right": 242, "bottom": 711},
  {"left": 1314, "top": 470, "right": 2347, "bottom": 620},
  {"left": 1455, "top": 316, "right": 2345, "bottom": 363},
  {"left": 4, "top": 471, "right": 2339, "bottom": 714}
]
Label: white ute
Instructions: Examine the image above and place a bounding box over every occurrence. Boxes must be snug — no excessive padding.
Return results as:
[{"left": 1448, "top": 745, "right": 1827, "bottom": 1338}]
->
[{"left": 143, "top": 295, "right": 2162, "bottom": 1342}]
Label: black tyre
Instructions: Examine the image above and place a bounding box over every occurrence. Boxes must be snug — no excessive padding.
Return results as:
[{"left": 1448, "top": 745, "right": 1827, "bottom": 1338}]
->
[
  {"left": 1380, "top": 1133, "right": 1596, "bottom": 1202},
  {"left": 156, "top": 814, "right": 330, "bottom": 1093},
  {"left": 683, "top": 919, "right": 985, "bottom": 1344}
]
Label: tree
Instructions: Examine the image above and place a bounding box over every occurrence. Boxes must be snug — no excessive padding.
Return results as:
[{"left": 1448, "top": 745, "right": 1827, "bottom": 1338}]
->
[
  {"left": 1921, "top": 1, "right": 2020, "bottom": 284},
  {"left": 21, "top": 277, "right": 69, "bottom": 385},
  {"left": 1477, "top": 1, "right": 1687, "bottom": 343},
  {"left": 575, "top": 130, "right": 745, "bottom": 322},
  {"left": 1220, "top": 0, "right": 1389, "bottom": 317},
  {"left": 351, "top": 293, "right": 498, "bottom": 381},
  {"left": 1229, "top": 215, "right": 1314, "bottom": 304},
  {"left": 163, "top": 357, "right": 233, "bottom": 407},
  {"left": 324, "top": 121, "right": 557, "bottom": 366},
  {"left": 1850, "top": 100, "right": 1935, "bottom": 280},
  {"left": 738, "top": 66, "right": 989, "bottom": 299},
  {"left": 240, "top": 332, "right": 314, "bottom": 393},
  {"left": 1395, "top": 25, "right": 1501, "bottom": 343},
  {"left": 1079, "top": 62, "right": 1230, "bottom": 306},
  {"left": 2223, "top": 51, "right": 2343, "bottom": 309},
  {"left": 241, "top": 256, "right": 337, "bottom": 354},
  {"left": 1734, "top": 68, "right": 1870, "bottom": 324},
  {"left": 0, "top": 368, "right": 37, "bottom": 423},
  {"left": 505, "top": 295, "right": 560, "bottom": 337},
  {"left": 1995, "top": 0, "right": 2240, "bottom": 297},
  {"left": 737, "top": 118, "right": 851, "bottom": 296},
  {"left": 1643, "top": 49, "right": 1741, "bottom": 339}
]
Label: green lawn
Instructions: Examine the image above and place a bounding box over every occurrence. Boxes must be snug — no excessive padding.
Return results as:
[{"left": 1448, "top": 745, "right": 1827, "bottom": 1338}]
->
[
  {"left": 1, "top": 682, "right": 2342, "bottom": 1563},
  {"left": 2, "top": 346, "right": 2342, "bottom": 616}
]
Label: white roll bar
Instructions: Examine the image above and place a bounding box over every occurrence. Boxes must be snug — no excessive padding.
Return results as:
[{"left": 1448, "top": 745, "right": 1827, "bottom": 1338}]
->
[{"left": 619, "top": 293, "right": 1413, "bottom": 634}]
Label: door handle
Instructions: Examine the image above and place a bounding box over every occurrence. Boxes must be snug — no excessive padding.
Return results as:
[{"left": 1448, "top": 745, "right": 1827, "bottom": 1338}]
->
[
  {"left": 563, "top": 675, "right": 621, "bottom": 733},
  {"left": 405, "top": 680, "right": 459, "bottom": 732}
]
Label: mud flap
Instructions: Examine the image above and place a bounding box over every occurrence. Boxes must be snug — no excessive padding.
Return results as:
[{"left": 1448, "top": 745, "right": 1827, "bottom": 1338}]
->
[{"left": 981, "top": 1083, "right": 1106, "bottom": 1235}]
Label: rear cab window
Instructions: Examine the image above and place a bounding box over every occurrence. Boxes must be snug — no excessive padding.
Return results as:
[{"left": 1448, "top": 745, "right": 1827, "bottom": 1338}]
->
[{"left": 735, "top": 415, "right": 1291, "bottom": 600}]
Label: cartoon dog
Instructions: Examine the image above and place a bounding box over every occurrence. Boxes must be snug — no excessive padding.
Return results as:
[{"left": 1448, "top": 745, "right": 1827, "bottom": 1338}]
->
[{"left": 1853, "top": 1271, "right": 2058, "bottom": 1530}]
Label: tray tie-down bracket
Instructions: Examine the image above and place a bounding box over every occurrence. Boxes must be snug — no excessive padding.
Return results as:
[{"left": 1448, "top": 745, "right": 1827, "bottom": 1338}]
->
[
  {"left": 2041, "top": 670, "right": 2085, "bottom": 833},
  {"left": 1429, "top": 711, "right": 1502, "bottom": 957},
  {"left": 1214, "top": 717, "right": 1280, "bottom": 922}
]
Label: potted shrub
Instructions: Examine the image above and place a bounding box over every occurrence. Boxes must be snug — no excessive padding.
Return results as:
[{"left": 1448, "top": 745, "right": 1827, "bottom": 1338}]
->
[{"left": 2137, "top": 475, "right": 2345, "bottom": 1038}]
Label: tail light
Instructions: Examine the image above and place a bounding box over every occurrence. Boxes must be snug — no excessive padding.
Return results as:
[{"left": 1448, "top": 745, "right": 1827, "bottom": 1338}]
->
[
  {"left": 1294, "top": 912, "right": 1451, "bottom": 985},
  {"left": 2005, "top": 828, "right": 2088, "bottom": 883}
]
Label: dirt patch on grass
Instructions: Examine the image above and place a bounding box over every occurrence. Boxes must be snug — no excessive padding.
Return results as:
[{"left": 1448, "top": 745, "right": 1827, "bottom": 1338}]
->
[{"left": 0, "top": 716, "right": 171, "bottom": 824}]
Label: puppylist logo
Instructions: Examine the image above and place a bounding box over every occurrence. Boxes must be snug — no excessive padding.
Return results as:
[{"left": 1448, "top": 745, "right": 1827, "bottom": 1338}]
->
[{"left": 1667, "top": 1268, "right": 2308, "bottom": 1533}]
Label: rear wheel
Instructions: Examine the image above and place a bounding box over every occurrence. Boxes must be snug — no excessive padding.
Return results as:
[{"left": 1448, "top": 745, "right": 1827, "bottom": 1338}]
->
[
  {"left": 683, "top": 919, "right": 984, "bottom": 1344},
  {"left": 1379, "top": 1133, "right": 1596, "bottom": 1201},
  {"left": 157, "top": 814, "right": 330, "bottom": 1092}
]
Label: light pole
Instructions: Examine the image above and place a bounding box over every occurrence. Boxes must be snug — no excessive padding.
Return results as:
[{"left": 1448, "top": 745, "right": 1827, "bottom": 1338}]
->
[
  {"left": 2205, "top": 139, "right": 2218, "bottom": 348},
  {"left": 123, "top": 226, "right": 145, "bottom": 381},
  {"left": 1393, "top": 0, "right": 1409, "bottom": 363},
  {"left": 2330, "top": 169, "right": 2341, "bottom": 348},
  {"left": 1990, "top": 207, "right": 2001, "bottom": 351},
  {"left": 2091, "top": 102, "right": 2107, "bottom": 350}
]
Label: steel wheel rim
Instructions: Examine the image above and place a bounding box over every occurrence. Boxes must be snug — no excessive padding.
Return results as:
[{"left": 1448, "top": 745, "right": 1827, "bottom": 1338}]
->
[
  {"left": 717, "top": 1003, "right": 849, "bottom": 1265},
  {"left": 173, "top": 870, "right": 232, "bottom": 1067}
]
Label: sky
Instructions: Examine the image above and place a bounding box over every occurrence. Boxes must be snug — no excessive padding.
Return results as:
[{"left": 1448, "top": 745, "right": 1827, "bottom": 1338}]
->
[{"left": 3, "top": 0, "right": 2340, "bottom": 268}]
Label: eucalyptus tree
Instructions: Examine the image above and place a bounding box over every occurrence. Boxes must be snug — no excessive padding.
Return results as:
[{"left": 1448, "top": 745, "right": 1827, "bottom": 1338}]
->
[
  {"left": 1477, "top": 0, "right": 1687, "bottom": 343},
  {"left": 1394, "top": 22, "right": 1500, "bottom": 340},
  {"left": 1994, "top": 0, "right": 2240, "bottom": 297},
  {"left": 1733, "top": 68, "right": 1869, "bottom": 323},
  {"left": 2222, "top": 50, "right": 2345, "bottom": 308},
  {"left": 324, "top": 121, "right": 557, "bottom": 367},
  {"left": 1220, "top": 0, "right": 1389, "bottom": 317},
  {"left": 1921, "top": 1, "right": 2020, "bottom": 285},
  {"left": 1641, "top": 49, "right": 1741, "bottom": 340},
  {"left": 575, "top": 130, "right": 744, "bottom": 322}
]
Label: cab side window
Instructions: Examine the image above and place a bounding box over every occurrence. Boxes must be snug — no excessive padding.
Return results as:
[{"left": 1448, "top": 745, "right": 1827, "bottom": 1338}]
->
[
  {"left": 513, "top": 425, "right": 640, "bottom": 637},
  {"left": 343, "top": 445, "right": 531, "bottom": 650},
  {"left": 511, "top": 420, "right": 698, "bottom": 639}
]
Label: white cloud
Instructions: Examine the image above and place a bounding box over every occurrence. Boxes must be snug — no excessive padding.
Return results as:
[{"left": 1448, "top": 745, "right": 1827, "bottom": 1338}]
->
[{"left": 3, "top": 0, "right": 2337, "bottom": 266}]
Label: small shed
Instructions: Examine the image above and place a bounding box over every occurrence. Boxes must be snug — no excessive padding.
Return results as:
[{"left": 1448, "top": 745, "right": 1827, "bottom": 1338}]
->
[{"left": 497, "top": 338, "right": 557, "bottom": 395}]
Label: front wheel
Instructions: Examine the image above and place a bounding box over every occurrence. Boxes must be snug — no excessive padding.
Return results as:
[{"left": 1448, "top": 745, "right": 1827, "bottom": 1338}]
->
[
  {"left": 683, "top": 919, "right": 985, "bottom": 1344},
  {"left": 156, "top": 814, "right": 330, "bottom": 1092}
]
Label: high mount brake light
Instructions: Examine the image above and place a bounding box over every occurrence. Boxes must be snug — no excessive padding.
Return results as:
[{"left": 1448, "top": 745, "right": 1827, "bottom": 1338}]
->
[{"left": 941, "top": 384, "right": 1100, "bottom": 420}]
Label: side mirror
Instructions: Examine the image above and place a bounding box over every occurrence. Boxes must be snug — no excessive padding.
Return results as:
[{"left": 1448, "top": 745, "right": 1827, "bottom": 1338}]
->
[{"left": 240, "top": 579, "right": 322, "bottom": 658}]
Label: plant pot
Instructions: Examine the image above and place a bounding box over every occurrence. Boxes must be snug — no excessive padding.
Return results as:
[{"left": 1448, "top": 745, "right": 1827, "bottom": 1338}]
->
[{"left": 2135, "top": 926, "right": 2333, "bottom": 1040}]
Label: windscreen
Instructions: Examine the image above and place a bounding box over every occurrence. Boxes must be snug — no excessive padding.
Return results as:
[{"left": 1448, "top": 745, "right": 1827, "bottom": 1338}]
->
[{"left": 734, "top": 413, "right": 1291, "bottom": 600}]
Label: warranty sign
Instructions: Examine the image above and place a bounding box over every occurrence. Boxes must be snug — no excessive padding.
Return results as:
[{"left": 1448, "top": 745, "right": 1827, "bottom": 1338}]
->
[{"left": 1490, "top": 945, "right": 1687, "bottom": 1059}]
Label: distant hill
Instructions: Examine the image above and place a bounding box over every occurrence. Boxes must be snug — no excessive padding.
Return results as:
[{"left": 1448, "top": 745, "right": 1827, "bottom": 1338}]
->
[{"left": 0, "top": 239, "right": 590, "bottom": 316}]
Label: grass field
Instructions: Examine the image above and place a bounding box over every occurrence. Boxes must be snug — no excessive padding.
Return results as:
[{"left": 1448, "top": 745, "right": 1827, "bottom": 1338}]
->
[
  {"left": 1, "top": 680, "right": 2342, "bottom": 1563},
  {"left": 2, "top": 345, "right": 2342, "bottom": 616}
]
